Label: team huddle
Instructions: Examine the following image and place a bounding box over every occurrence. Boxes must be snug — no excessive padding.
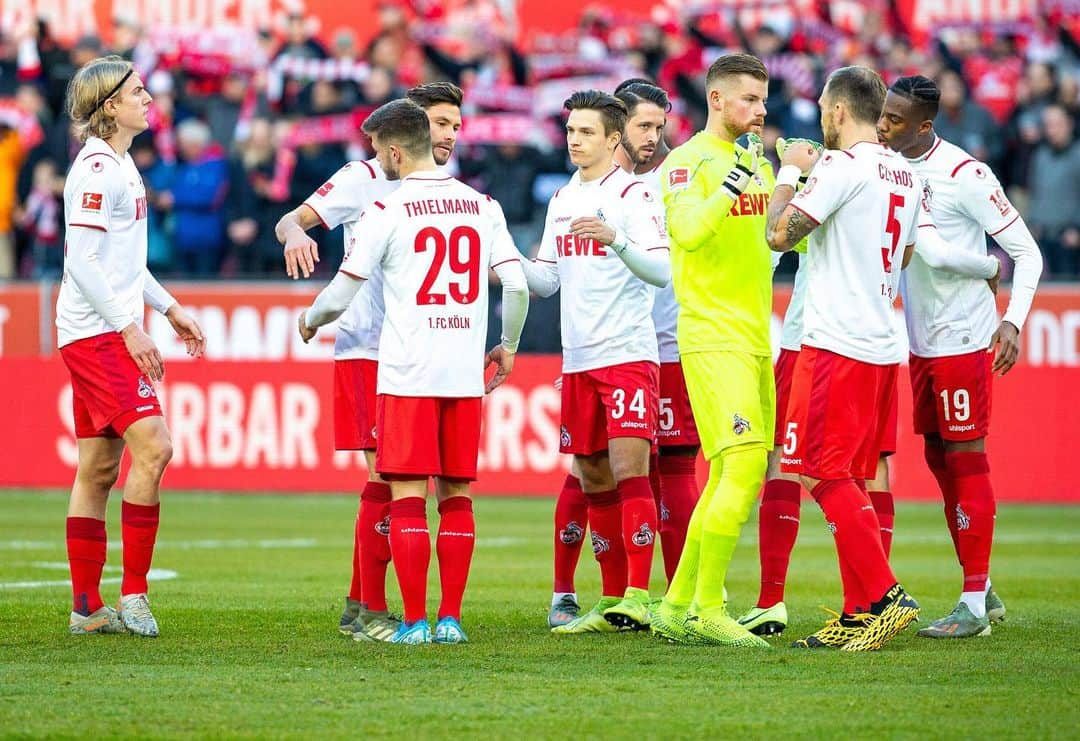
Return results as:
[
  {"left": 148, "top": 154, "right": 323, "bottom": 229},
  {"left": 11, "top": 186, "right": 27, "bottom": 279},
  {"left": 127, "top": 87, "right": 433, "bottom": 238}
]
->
[{"left": 57, "top": 51, "right": 1041, "bottom": 650}]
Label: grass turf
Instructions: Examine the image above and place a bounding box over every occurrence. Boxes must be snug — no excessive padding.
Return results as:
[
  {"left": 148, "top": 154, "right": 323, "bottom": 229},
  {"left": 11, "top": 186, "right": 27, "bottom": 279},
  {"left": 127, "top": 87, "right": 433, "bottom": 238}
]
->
[{"left": 0, "top": 490, "right": 1076, "bottom": 738}]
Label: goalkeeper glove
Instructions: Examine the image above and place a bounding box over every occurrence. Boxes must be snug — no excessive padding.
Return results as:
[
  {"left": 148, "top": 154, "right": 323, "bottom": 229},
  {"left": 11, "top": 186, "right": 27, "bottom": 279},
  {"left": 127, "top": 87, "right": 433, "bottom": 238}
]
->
[
  {"left": 721, "top": 133, "right": 764, "bottom": 199},
  {"left": 776, "top": 136, "right": 823, "bottom": 185}
]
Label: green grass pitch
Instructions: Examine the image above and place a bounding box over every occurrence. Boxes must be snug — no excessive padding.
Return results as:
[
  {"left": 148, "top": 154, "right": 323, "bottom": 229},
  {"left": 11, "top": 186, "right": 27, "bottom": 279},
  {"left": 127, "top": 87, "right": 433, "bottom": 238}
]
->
[{"left": 0, "top": 490, "right": 1077, "bottom": 737}]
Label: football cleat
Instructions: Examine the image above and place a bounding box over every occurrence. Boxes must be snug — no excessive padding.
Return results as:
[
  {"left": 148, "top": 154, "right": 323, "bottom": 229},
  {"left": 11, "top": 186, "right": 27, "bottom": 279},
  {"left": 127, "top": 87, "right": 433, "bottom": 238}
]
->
[
  {"left": 69, "top": 606, "right": 126, "bottom": 635},
  {"left": 118, "top": 593, "right": 159, "bottom": 638},
  {"left": 339, "top": 597, "right": 363, "bottom": 636},
  {"left": 650, "top": 600, "right": 697, "bottom": 644},
  {"left": 737, "top": 602, "right": 788, "bottom": 636},
  {"left": 390, "top": 620, "right": 432, "bottom": 644},
  {"left": 840, "top": 588, "right": 920, "bottom": 652},
  {"left": 917, "top": 602, "right": 991, "bottom": 639},
  {"left": 547, "top": 594, "right": 581, "bottom": 628},
  {"left": 684, "top": 606, "right": 770, "bottom": 648},
  {"left": 551, "top": 597, "right": 622, "bottom": 634},
  {"left": 791, "top": 608, "right": 870, "bottom": 648},
  {"left": 434, "top": 617, "right": 469, "bottom": 644},
  {"left": 352, "top": 612, "right": 403, "bottom": 643},
  {"left": 986, "top": 589, "right": 1007, "bottom": 624},
  {"left": 602, "top": 587, "right": 651, "bottom": 631}
]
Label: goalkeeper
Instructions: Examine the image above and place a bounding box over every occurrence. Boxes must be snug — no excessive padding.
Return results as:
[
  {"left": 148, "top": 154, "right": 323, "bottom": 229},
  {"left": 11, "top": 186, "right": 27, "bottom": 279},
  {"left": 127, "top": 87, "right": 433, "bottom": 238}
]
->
[{"left": 652, "top": 53, "right": 779, "bottom": 647}]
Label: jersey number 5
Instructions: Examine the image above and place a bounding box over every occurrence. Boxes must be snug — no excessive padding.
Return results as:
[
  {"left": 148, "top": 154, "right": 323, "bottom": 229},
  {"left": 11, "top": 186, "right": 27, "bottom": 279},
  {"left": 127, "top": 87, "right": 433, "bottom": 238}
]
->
[
  {"left": 415, "top": 225, "right": 481, "bottom": 305},
  {"left": 881, "top": 193, "right": 905, "bottom": 275}
]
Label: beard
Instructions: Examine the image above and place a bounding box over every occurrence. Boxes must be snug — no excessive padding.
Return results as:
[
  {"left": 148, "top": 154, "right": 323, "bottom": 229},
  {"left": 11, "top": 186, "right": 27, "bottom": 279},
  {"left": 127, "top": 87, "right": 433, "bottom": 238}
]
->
[
  {"left": 823, "top": 119, "right": 840, "bottom": 150},
  {"left": 621, "top": 140, "right": 651, "bottom": 166}
]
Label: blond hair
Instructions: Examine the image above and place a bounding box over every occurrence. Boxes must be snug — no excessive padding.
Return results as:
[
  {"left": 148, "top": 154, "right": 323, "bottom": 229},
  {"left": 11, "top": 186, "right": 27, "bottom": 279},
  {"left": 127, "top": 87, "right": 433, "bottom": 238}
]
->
[{"left": 66, "top": 55, "right": 135, "bottom": 143}]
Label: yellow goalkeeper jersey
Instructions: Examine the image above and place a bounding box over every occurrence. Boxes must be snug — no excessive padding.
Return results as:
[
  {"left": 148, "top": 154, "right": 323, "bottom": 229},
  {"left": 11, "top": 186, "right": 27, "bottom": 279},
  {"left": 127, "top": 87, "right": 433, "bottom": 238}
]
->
[{"left": 661, "top": 131, "right": 774, "bottom": 357}]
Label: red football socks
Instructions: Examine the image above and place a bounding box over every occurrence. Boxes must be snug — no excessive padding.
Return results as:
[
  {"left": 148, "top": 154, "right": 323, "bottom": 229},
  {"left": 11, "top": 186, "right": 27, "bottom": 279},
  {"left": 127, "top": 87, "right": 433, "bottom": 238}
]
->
[
  {"left": 657, "top": 454, "right": 698, "bottom": 585},
  {"left": 389, "top": 497, "right": 430, "bottom": 624},
  {"left": 552, "top": 475, "right": 588, "bottom": 594},
  {"left": 946, "top": 452, "right": 996, "bottom": 593},
  {"left": 587, "top": 489, "right": 627, "bottom": 597},
  {"left": 869, "top": 489, "right": 895, "bottom": 559},
  {"left": 121, "top": 501, "right": 159, "bottom": 596},
  {"left": 618, "top": 476, "right": 658, "bottom": 592},
  {"left": 67, "top": 517, "right": 106, "bottom": 615},
  {"left": 925, "top": 441, "right": 961, "bottom": 557},
  {"left": 756, "top": 478, "right": 802, "bottom": 608},
  {"left": 436, "top": 496, "right": 475, "bottom": 621},
  {"left": 811, "top": 479, "right": 897, "bottom": 611},
  {"left": 357, "top": 481, "right": 392, "bottom": 611}
]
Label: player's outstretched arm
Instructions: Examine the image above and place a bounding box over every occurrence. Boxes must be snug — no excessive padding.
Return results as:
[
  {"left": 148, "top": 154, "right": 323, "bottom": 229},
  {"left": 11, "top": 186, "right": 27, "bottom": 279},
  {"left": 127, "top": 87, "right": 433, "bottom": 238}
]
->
[
  {"left": 913, "top": 226, "right": 999, "bottom": 279},
  {"left": 520, "top": 257, "right": 560, "bottom": 297},
  {"left": 299, "top": 272, "right": 365, "bottom": 342},
  {"left": 568, "top": 216, "right": 670, "bottom": 287},
  {"left": 276, "top": 204, "right": 323, "bottom": 280}
]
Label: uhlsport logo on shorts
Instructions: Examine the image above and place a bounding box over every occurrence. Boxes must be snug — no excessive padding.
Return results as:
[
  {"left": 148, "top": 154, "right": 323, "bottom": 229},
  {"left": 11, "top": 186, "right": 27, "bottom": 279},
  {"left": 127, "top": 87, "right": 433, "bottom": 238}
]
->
[
  {"left": 591, "top": 531, "right": 610, "bottom": 555},
  {"left": 137, "top": 377, "right": 156, "bottom": 399},
  {"left": 560, "top": 425, "right": 571, "bottom": 448},
  {"left": 560, "top": 521, "right": 583, "bottom": 545},
  {"left": 375, "top": 516, "right": 391, "bottom": 537},
  {"left": 631, "top": 523, "right": 654, "bottom": 547},
  {"left": 733, "top": 413, "right": 751, "bottom": 435}
]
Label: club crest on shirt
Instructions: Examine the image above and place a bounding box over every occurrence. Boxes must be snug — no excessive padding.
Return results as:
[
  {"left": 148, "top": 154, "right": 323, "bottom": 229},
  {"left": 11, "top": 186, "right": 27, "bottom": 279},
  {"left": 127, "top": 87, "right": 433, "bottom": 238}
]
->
[
  {"left": 921, "top": 182, "right": 934, "bottom": 212},
  {"left": 668, "top": 167, "right": 690, "bottom": 191},
  {"left": 81, "top": 192, "right": 103, "bottom": 211},
  {"left": 559, "top": 521, "right": 584, "bottom": 545},
  {"left": 733, "top": 413, "right": 751, "bottom": 435},
  {"left": 137, "top": 376, "right": 156, "bottom": 399},
  {"left": 560, "top": 425, "right": 571, "bottom": 448},
  {"left": 595, "top": 208, "right": 607, "bottom": 222},
  {"left": 591, "top": 531, "right": 610, "bottom": 555}
]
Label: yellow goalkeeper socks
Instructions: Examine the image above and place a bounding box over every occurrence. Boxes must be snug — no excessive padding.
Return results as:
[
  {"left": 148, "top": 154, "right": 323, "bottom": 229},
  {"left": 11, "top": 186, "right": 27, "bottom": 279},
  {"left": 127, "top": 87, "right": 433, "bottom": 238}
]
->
[
  {"left": 663, "top": 458, "right": 722, "bottom": 608},
  {"left": 692, "top": 446, "right": 768, "bottom": 612}
]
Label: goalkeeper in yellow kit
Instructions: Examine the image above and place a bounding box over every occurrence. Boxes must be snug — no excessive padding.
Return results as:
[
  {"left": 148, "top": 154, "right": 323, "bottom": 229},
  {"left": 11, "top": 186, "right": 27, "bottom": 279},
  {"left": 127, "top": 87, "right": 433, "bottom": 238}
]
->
[{"left": 652, "top": 53, "right": 776, "bottom": 647}]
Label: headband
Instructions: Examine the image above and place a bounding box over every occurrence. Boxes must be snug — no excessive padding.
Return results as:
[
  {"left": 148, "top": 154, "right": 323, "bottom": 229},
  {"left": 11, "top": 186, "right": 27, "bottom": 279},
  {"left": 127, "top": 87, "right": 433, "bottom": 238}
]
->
[{"left": 91, "top": 69, "right": 134, "bottom": 114}]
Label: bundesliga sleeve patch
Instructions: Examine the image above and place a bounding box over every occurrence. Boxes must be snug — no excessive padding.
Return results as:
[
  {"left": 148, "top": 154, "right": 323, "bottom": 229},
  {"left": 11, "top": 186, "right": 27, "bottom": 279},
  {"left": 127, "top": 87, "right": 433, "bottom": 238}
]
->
[
  {"left": 668, "top": 168, "right": 690, "bottom": 191},
  {"left": 81, "top": 193, "right": 103, "bottom": 211}
]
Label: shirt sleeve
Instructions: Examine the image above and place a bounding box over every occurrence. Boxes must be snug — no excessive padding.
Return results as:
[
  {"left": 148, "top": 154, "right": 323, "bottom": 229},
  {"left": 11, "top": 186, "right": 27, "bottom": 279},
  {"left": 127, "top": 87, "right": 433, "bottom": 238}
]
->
[
  {"left": 522, "top": 205, "right": 560, "bottom": 297},
  {"left": 66, "top": 163, "right": 123, "bottom": 232},
  {"left": 661, "top": 149, "right": 738, "bottom": 253},
  {"left": 620, "top": 183, "right": 670, "bottom": 251},
  {"left": 955, "top": 163, "right": 1019, "bottom": 237},
  {"left": 487, "top": 199, "right": 523, "bottom": 270},
  {"left": 339, "top": 205, "right": 393, "bottom": 279},
  {"left": 790, "top": 151, "right": 859, "bottom": 225},
  {"left": 303, "top": 162, "right": 375, "bottom": 230}
]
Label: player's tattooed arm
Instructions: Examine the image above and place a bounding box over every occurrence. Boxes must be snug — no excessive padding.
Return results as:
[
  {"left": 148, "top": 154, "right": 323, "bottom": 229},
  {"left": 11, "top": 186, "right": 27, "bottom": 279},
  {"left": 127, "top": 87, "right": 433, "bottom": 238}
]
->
[{"left": 766, "top": 187, "right": 817, "bottom": 252}]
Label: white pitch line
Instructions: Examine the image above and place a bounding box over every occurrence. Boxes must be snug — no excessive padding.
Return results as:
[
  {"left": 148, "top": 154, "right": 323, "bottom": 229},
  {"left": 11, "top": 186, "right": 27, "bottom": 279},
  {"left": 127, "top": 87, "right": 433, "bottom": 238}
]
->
[
  {"left": 0, "top": 538, "right": 318, "bottom": 551},
  {"left": 0, "top": 568, "right": 178, "bottom": 590}
]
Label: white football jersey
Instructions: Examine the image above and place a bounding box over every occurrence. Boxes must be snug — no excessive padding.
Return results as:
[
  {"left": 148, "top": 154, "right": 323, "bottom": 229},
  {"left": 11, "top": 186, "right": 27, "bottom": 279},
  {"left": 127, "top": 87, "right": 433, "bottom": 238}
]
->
[
  {"left": 639, "top": 162, "right": 680, "bottom": 363},
  {"left": 792, "top": 141, "right": 921, "bottom": 364},
  {"left": 901, "top": 137, "right": 1018, "bottom": 358},
  {"left": 57, "top": 137, "right": 149, "bottom": 348},
  {"left": 779, "top": 252, "right": 807, "bottom": 352},
  {"left": 339, "top": 173, "right": 519, "bottom": 397},
  {"left": 535, "top": 165, "right": 669, "bottom": 373},
  {"left": 303, "top": 158, "right": 397, "bottom": 361}
]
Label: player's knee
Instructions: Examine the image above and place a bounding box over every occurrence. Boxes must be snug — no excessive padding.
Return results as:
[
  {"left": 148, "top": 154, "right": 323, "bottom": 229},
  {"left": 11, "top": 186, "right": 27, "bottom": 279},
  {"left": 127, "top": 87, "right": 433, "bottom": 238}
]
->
[
  {"left": 79, "top": 458, "right": 121, "bottom": 493},
  {"left": 942, "top": 437, "right": 985, "bottom": 454},
  {"left": 135, "top": 434, "right": 174, "bottom": 477}
]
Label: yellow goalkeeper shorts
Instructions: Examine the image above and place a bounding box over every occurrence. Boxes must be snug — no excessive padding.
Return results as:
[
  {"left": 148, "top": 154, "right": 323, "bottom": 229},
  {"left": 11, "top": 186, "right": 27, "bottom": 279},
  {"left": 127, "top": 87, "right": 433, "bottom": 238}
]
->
[{"left": 681, "top": 350, "right": 775, "bottom": 460}]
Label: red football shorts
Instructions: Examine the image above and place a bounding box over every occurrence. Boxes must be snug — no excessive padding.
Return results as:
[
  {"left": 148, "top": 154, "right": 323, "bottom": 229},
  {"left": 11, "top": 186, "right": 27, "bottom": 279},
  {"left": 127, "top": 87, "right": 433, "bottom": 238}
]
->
[
  {"left": 375, "top": 394, "right": 482, "bottom": 480},
  {"left": 333, "top": 358, "right": 378, "bottom": 451},
  {"left": 59, "top": 331, "right": 163, "bottom": 439},
  {"left": 910, "top": 350, "right": 993, "bottom": 442},
  {"left": 657, "top": 361, "right": 700, "bottom": 448},
  {"left": 780, "top": 346, "right": 898, "bottom": 481},
  {"left": 559, "top": 361, "right": 659, "bottom": 455},
  {"left": 772, "top": 347, "right": 800, "bottom": 448}
]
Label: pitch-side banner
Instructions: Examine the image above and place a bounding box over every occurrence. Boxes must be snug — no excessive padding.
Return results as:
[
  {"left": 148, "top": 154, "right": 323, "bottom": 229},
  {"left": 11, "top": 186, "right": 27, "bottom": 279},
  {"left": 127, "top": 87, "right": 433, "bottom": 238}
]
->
[{"left": 0, "top": 282, "right": 1078, "bottom": 500}]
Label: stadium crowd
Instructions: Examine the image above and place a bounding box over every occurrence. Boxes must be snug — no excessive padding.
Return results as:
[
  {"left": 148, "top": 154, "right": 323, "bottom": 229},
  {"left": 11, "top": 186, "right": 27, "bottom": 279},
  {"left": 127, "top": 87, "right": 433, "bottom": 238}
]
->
[{"left": 4, "top": 1, "right": 1080, "bottom": 285}]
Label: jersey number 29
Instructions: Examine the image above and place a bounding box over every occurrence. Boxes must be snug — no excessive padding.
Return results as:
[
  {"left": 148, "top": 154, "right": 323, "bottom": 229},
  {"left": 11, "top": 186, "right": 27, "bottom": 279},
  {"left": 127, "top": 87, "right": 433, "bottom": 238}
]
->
[{"left": 414, "top": 226, "right": 481, "bottom": 305}]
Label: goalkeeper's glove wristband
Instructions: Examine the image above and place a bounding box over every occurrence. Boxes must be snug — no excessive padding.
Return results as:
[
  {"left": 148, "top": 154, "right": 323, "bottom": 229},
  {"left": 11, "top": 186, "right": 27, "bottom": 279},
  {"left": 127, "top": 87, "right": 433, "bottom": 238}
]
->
[{"left": 721, "top": 164, "right": 754, "bottom": 200}]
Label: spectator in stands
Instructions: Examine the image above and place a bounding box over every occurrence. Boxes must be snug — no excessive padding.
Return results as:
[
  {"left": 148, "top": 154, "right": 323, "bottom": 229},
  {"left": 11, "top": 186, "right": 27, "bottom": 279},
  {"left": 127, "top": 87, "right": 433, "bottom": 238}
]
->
[
  {"left": 187, "top": 70, "right": 248, "bottom": 153},
  {"left": 226, "top": 118, "right": 281, "bottom": 275},
  {"left": 1028, "top": 104, "right": 1080, "bottom": 277},
  {"left": 0, "top": 122, "right": 22, "bottom": 278},
  {"left": 158, "top": 119, "right": 229, "bottom": 276},
  {"left": 934, "top": 69, "right": 1002, "bottom": 170},
  {"left": 360, "top": 66, "right": 400, "bottom": 107},
  {"left": 16, "top": 158, "right": 62, "bottom": 278},
  {"left": 131, "top": 135, "right": 176, "bottom": 273}
]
